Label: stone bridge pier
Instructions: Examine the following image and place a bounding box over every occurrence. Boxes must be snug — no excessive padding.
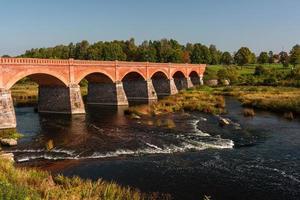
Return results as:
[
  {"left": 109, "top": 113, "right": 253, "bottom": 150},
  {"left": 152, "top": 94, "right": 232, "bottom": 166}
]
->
[
  {"left": 0, "top": 58, "right": 206, "bottom": 130},
  {"left": 38, "top": 84, "right": 85, "bottom": 114}
]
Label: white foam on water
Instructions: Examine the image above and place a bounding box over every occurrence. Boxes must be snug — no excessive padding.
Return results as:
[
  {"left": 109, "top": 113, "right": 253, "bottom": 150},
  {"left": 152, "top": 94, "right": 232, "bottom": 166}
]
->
[
  {"left": 145, "top": 142, "right": 163, "bottom": 151},
  {"left": 14, "top": 117, "right": 234, "bottom": 163},
  {"left": 189, "top": 119, "right": 210, "bottom": 137},
  {"left": 8, "top": 148, "right": 76, "bottom": 156}
]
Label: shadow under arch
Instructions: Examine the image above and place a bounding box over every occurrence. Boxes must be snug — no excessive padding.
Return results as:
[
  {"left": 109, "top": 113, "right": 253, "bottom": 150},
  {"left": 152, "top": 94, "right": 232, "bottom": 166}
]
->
[
  {"left": 11, "top": 73, "right": 79, "bottom": 114},
  {"left": 79, "top": 72, "right": 125, "bottom": 106},
  {"left": 122, "top": 72, "right": 149, "bottom": 105},
  {"left": 151, "top": 71, "right": 171, "bottom": 99},
  {"left": 189, "top": 71, "right": 201, "bottom": 85},
  {"left": 173, "top": 71, "right": 188, "bottom": 91}
]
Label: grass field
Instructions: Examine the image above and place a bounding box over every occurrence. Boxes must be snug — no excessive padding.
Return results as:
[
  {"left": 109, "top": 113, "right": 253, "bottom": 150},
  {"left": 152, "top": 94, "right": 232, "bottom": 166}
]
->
[
  {"left": 0, "top": 158, "right": 171, "bottom": 200},
  {"left": 207, "top": 63, "right": 293, "bottom": 76}
]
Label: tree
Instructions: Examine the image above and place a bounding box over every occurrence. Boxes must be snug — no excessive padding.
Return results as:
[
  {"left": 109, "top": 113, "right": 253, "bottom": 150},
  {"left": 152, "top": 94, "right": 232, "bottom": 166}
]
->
[
  {"left": 209, "top": 44, "right": 222, "bottom": 65},
  {"left": 190, "top": 44, "right": 212, "bottom": 64},
  {"left": 290, "top": 45, "right": 300, "bottom": 67},
  {"left": 234, "top": 47, "right": 253, "bottom": 66},
  {"left": 220, "top": 52, "right": 233, "bottom": 65},
  {"left": 87, "top": 42, "right": 104, "bottom": 60},
  {"left": 136, "top": 40, "right": 157, "bottom": 62},
  {"left": 102, "top": 42, "right": 127, "bottom": 61},
  {"left": 124, "top": 38, "right": 137, "bottom": 61},
  {"left": 257, "top": 52, "right": 269, "bottom": 64},
  {"left": 268, "top": 51, "right": 274, "bottom": 63},
  {"left": 75, "top": 40, "right": 90, "bottom": 60},
  {"left": 279, "top": 51, "right": 289, "bottom": 67}
]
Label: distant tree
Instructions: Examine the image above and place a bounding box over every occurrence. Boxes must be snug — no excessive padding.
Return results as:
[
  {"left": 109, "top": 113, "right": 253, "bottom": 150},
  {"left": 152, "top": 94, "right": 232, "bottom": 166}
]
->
[
  {"left": 156, "top": 39, "right": 184, "bottom": 63},
  {"left": 250, "top": 52, "right": 257, "bottom": 64},
  {"left": 290, "top": 45, "right": 300, "bottom": 67},
  {"left": 257, "top": 52, "right": 269, "bottom": 64},
  {"left": 268, "top": 51, "right": 274, "bottom": 63},
  {"left": 209, "top": 44, "right": 222, "bottom": 65},
  {"left": 279, "top": 51, "right": 289, "bottom": 67},
  {"left": 220, "top": 52, "right": 233, "bottom": 65},
  {"left": 75, "top": 40, "right": 90, "bottom": 60},
  {"left": 136, "top": 40, "right": 157, "bottom": 62},
  {"left": 234, "top": 47, "right": 253, "bottom": 66},
  {"left": 123, "top": 38, "right": 137, "bottom": 61},
  {"left": 87, "top": 42, "right": 104, "bottom": 60},
  {"left": 1, "top": 55, "right": 10, "bottom": 58},
  {"left": 182, "top": 50, "right": 191, "bottom": 63},
  {"left": 190, "top": 44, "right": 212, "bottom": 64},
  {"left": 102, "top": 42, "right": 127, "bottom": 61}
]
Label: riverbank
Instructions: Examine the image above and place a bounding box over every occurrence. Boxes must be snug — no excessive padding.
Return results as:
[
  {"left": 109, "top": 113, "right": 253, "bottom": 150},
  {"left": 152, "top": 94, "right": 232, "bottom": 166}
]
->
[
  {"left": 126, "top": 86, "right": 300, "bottom": 119},
  {"left": 214, "top": 86, "right": 300, "bottom": 117},
  {"left": 126, "top": 86, "right": 225, "bottom": 117},
  {"left": 0, "top": 158, "right": 170, "bottom": 200}
]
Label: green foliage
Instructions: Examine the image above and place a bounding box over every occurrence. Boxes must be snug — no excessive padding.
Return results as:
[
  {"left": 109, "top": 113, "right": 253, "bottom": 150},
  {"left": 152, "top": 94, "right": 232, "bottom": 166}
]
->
[
  {"left": 0, "top": 129, "right": 23, "bottom": 140},
  {"left": 221, "top": 52, "right": 233, "bottom": 65},
  {"left": 257, "top": 52, "right": 269, "bottom": 64},
  {"left": 191, "top": 43, "right": 212, "bottom": 64},
  {"left": 234, "top": 47, "right": 254, "bottom": 66},
  {"left": 279, "top": 51, "right": 290, "bottom": 67},
  {"left": 0, "top": 159, "right": 170, "bottom": 200},
  {"left": 290, "top": 44, "right": 300, "bottom": 66},
  {"left": 217, "top": 67, "right": 239, "bottom": 84}
]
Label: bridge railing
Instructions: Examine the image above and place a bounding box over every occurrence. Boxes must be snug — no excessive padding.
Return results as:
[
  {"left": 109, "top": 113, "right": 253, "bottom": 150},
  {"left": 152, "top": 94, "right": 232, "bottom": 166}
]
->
[{"left": 0, "top": 57, "right": 206, "bottom": 68}]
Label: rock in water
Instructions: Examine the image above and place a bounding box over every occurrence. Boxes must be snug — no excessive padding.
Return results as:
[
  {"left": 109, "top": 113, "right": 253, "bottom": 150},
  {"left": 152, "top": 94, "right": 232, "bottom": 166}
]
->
[
  {"left": 0, "top": 153, "right": 14, "bottom": 162},
  {"left": 283, "top": 112, "right": 294, "bottom": 120},
  {"left": 219, "top": 118, "right": 230, "bottom": 126},
  {"left": 0, "top": 138, "right": 17, "bottom": 146}
]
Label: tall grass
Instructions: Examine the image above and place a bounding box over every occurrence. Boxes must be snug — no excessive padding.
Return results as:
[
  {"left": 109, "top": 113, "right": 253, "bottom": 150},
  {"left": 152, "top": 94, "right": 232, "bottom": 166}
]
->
[
  {"left": 215, "top": 86, "right": 300, "bottom": 115},
  {"left": 0, "top": 159, "right": 171, "bottom": 200},
  {"left": 127, "top": 86, "right": 225, "bottom": 117}
]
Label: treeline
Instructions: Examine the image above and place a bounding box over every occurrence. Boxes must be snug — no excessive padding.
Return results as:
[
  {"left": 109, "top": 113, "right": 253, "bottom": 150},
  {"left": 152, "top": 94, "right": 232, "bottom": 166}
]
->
[{"left": 5, "top": 38, "right": 300, "bottom": 66}]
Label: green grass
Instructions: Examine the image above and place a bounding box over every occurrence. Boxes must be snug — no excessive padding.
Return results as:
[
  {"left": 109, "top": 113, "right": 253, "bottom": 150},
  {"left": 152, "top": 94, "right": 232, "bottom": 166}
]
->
[
  {"left": 214, "top": 86, "right": 300, "bottom": 115},
  {"left": 126, "top": 86, "right": 225, "bottom": 117},
  {"left": 0, "top": 129, "right": 23, "bottom": 140},
  {"left": 0, "top": 158, "right": 171, "bottom": 200},
  {"left": 207, "top": 63, "right": 293, "bottom": 76}
]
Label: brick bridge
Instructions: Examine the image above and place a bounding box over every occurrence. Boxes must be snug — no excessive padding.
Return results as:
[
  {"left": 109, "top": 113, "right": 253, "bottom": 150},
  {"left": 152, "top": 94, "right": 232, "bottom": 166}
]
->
[{"left": 0, "top": 57, "right": 206, "bottom": 129}]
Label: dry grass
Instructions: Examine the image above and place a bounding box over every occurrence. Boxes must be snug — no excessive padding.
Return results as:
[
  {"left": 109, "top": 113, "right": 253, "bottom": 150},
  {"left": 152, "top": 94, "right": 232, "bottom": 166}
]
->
[
  {"left": 0, "top": 158, "right": 170, "bottom": 200},
  {"left": 127, "top": 86, "right": 225, "bottom": 117},
  {"left": 216, "top": 86, "right": 300, "bottom": 115}
]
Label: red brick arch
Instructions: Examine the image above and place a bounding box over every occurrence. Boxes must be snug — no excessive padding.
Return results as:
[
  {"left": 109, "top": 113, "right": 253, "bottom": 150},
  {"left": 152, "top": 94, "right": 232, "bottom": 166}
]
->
[
  {"left": 149, "top": 69, "right": 169, "bottom": 79},
  {"left": 74, "top": 68, "right": 116, "bottom": 84},
  {"left": 171, "top": 70, "right": 187, "bottom": 78},
  {"left": 5, "top": 69, "right": 69, "bottom": 89},
  {"left": 119, "top": 70, "right": 147, "bottom": 81},
  {"left": 189, "top": 70, "right": 200, "bottom": 77}
]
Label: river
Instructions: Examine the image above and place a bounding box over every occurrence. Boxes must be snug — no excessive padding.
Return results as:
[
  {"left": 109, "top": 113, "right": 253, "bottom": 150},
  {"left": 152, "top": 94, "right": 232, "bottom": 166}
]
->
[{"left": 3, "top": 97, "right": 300, "bottom": 200}]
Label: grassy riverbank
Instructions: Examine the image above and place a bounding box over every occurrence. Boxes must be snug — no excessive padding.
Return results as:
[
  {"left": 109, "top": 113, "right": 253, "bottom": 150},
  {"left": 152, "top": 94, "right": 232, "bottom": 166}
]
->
[
  {"left": 214, "top": 86, "right": 300, "bottom": 115},
  {"left": 126, "top": 86, "right": 225, "bottom": 117},
  {"left": 0, "top": 158, "right": 170, "bottom": 200},
  {"left": 127, "top": 86, "right": 300, "bottom": 118}
]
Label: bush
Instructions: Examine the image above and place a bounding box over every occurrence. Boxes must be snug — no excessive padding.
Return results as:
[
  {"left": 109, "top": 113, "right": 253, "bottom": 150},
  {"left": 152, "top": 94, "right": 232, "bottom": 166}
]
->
[{"left": 217, "top": 67, "right": 239, "bottom": 84}]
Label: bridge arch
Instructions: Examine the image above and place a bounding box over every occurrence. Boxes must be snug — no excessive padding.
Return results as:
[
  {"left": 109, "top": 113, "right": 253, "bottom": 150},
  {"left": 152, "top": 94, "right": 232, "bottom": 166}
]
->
[
  {"left": 5, "top": 70, "right": 68, "bottom": 89},
  {"left": 75, "top": 69, "right": 115, "bottom": 85},
  {"left": 189, "top": 71, "right": 201, "bottom": 85},
  {"left": 122, "top": 72, "right": 149, "bottom": 104},
  {"left": 172, "top": 71, "right": 188, "bottom": 91},
  {"left": 151, "top": 71, "right": 170, "bottom": 99},
  {"left": 119, "top": 70, "right": 147, "bottom": 82},
  {"left": 79, "top": 72, "right": 119, "bottom": 105},
  {"left": 149, "top": 69, "right": 169, "bottom": 80},
  {"left": 171, "top": 70, "right": 187, "bottom": 79}
]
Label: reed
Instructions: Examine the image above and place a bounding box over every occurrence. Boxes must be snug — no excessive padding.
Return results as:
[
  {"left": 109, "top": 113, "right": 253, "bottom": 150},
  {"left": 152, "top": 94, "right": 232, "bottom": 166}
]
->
[{"left": 0, "top": 158, "right": 171, "bottom": 200}]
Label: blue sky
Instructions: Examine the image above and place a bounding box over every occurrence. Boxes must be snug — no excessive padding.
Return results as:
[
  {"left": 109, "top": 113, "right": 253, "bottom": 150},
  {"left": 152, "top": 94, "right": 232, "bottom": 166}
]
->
[{"left": 1, "top": 0, "right": 300, "bottom": 56}]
